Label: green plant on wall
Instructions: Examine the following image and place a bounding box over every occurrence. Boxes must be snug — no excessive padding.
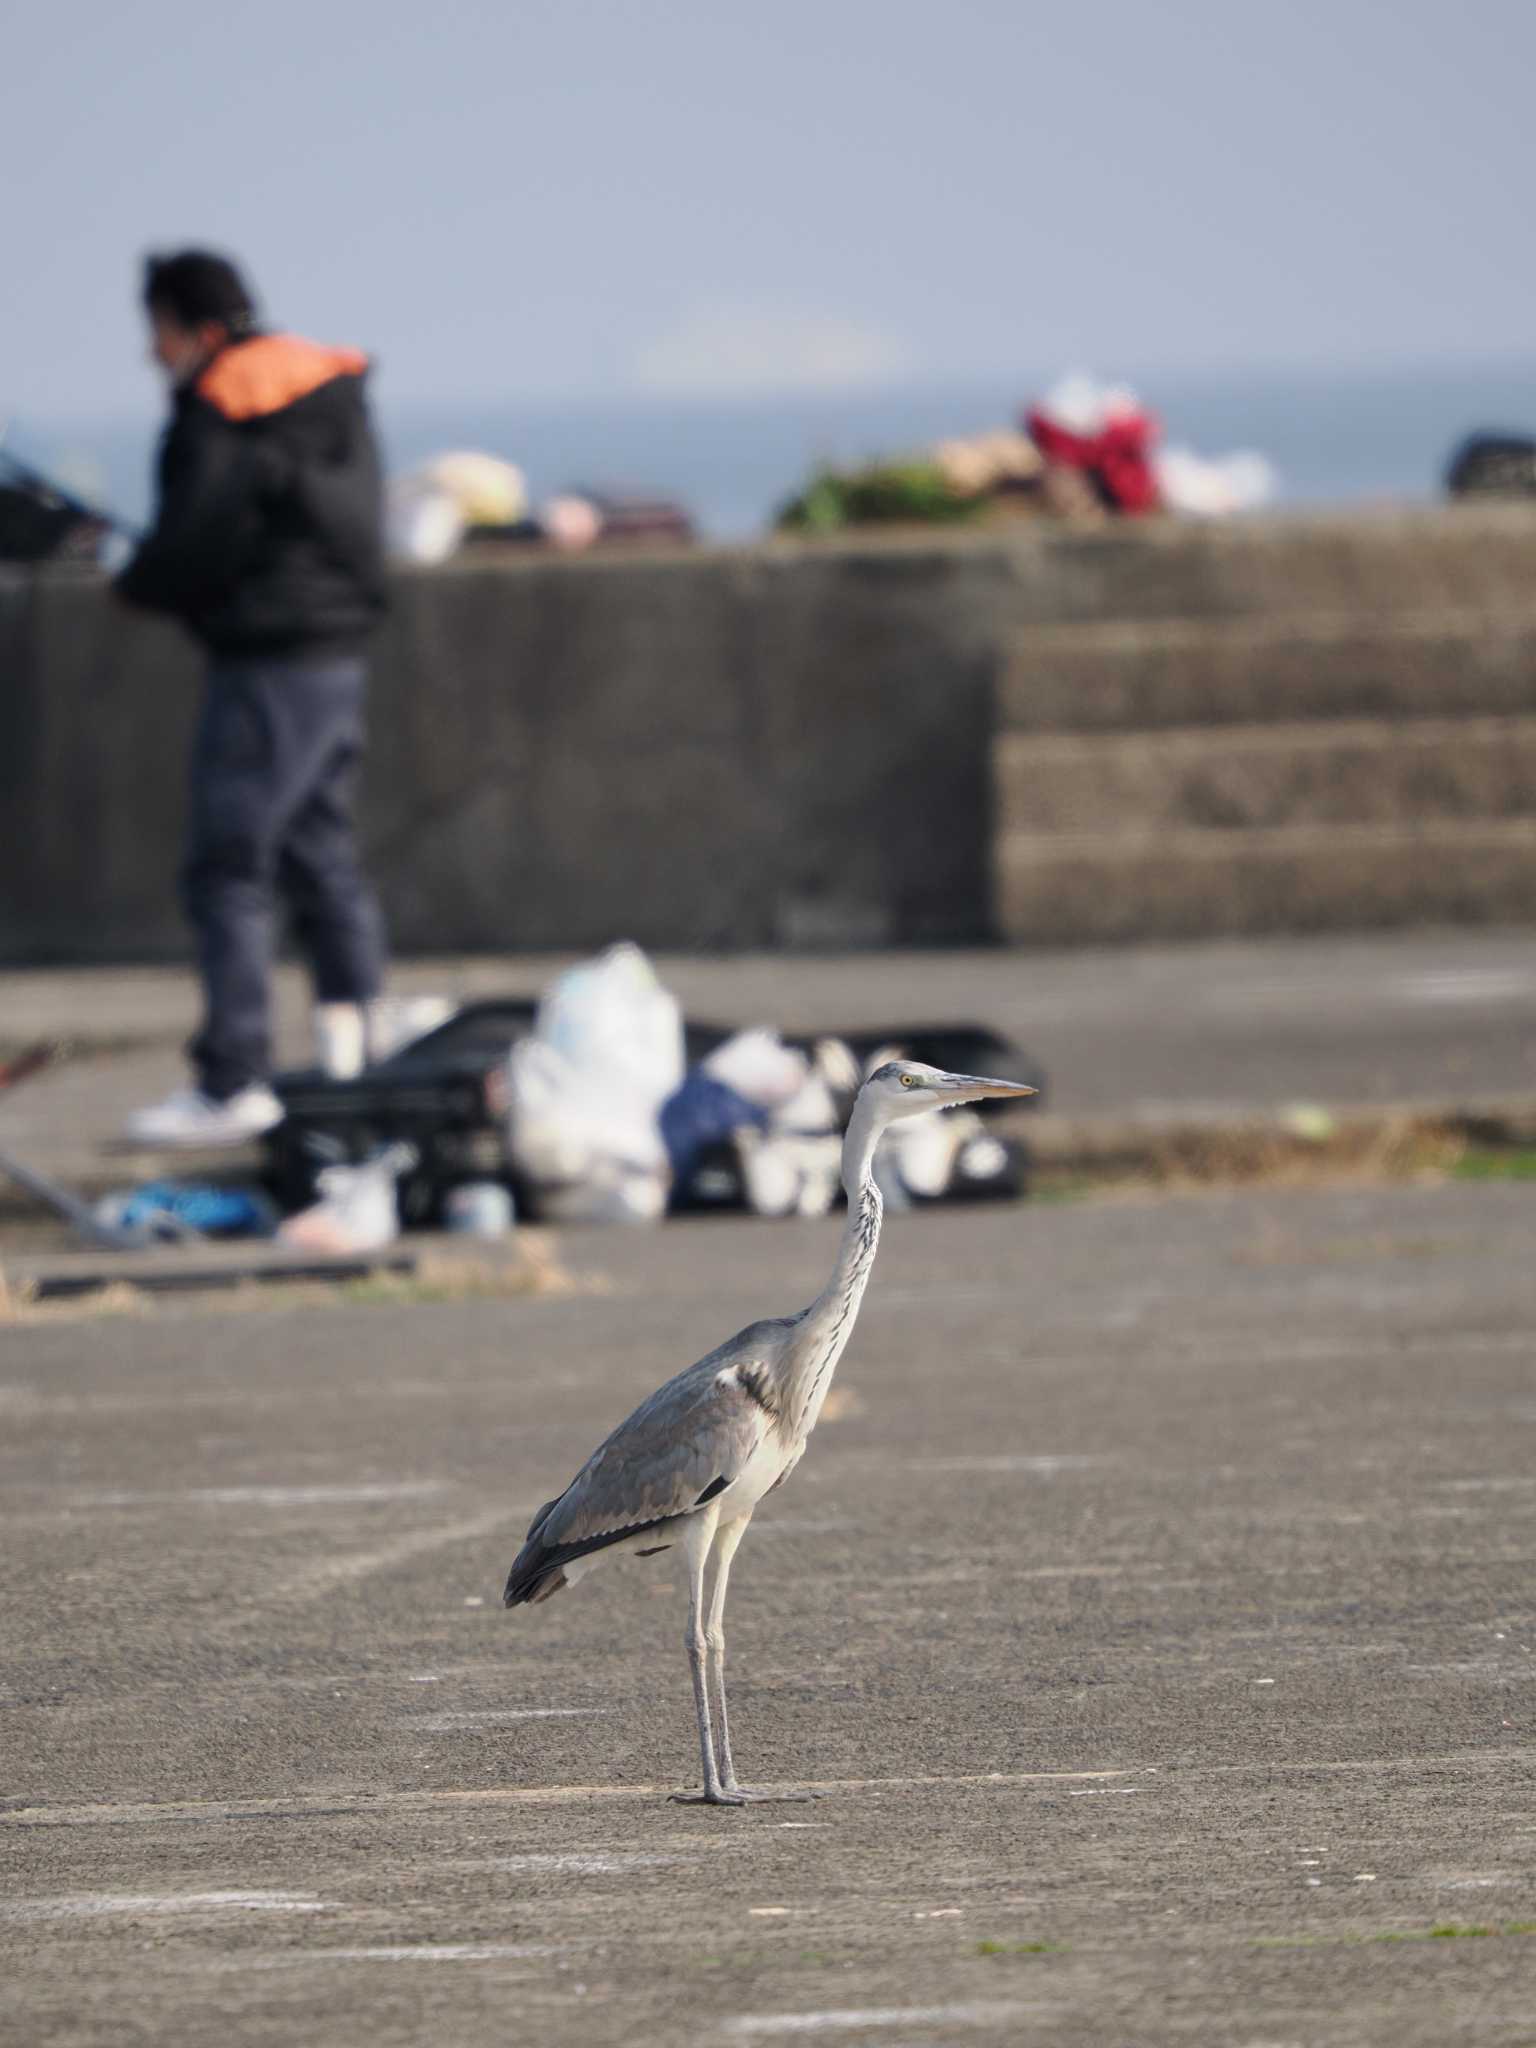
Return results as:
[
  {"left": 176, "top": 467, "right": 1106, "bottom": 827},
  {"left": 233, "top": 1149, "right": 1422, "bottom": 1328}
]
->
[{"left": 777, "top": 460, "right": 982, "bottom": 533}]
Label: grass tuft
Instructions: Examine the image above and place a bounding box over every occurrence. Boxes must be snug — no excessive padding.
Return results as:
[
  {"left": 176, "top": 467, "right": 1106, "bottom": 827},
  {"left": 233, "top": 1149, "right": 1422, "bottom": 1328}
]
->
[
  {"left": 1257, "top": 1923, "right": 1536, "bottom": 1951},
  {"left": 1452, "top": 1145, "right": 1536, "bottom": 1183}
]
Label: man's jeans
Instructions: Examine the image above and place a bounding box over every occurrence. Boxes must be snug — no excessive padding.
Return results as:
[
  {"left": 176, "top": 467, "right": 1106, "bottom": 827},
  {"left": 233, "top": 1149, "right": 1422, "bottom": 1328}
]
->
[{"left": 182, "top": 653, "right": 386, "bottom": 1100}]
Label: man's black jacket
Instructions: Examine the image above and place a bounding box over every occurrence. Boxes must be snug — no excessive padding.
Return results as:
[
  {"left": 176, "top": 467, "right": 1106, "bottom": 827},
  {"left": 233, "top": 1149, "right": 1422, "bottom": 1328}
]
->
[{"left": 116, "top": 333, "right": 387, "bottom": 654}]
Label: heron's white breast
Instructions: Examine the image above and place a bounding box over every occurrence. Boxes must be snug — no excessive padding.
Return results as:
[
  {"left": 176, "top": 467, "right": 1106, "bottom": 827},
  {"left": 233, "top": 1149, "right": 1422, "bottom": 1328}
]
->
[{"left": 722, "top": 1431, "right": 798, "bottom": 1515}]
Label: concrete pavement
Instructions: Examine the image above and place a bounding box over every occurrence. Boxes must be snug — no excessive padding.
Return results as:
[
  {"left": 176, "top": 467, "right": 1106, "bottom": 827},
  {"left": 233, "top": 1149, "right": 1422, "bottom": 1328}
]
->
[{"left": 3, "top": 1184, "right": 1535, "bottom": 2044}]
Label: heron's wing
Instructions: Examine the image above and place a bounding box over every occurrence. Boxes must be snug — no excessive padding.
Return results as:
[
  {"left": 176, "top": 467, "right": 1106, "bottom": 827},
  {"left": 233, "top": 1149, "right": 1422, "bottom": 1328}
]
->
[{"left": 504, "top": 1318, "right": 792, "bottom": 1604}]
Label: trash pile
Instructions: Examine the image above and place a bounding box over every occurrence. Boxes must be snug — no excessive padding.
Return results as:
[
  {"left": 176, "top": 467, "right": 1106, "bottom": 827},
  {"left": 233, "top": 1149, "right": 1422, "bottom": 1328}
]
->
[
  {"left": 257, "top": 943, "right": 1043, "bottom": 1246},
  {"left": 775, "top": 371, "right": 1276, "bottom": 533},
  {"left": 507, "top": 944, "right": 1040, "bottom": 1225},
  {"left": 387, "top": 450, "right": 694, "bottom": 565},
  {"left": 21, "top": 946, "right": 1041, "bottom": 1267}
]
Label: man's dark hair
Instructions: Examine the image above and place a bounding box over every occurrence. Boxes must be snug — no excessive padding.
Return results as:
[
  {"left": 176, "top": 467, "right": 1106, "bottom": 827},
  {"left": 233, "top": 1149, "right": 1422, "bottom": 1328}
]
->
[{"left": 143, "top": 250, "right": 260, "bottom": 337}]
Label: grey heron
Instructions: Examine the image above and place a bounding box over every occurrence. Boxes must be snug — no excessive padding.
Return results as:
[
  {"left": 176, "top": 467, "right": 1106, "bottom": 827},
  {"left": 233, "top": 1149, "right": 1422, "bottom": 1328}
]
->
[{"left": 503, "top": 1058, "right": 1037, "bottom": 1805}]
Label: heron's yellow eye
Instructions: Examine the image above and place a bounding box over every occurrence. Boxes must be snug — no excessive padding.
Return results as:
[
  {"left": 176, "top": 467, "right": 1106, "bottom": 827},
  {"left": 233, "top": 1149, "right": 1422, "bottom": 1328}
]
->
[{"left": 900, "top": 1073, "right": 918, "bottom": 1088}]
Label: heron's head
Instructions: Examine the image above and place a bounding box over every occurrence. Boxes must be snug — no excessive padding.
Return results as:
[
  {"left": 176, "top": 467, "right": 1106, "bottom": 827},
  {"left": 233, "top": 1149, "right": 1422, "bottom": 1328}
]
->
[{"left": 864, "top": 1059, "right": 1037, "bottom": 1122}]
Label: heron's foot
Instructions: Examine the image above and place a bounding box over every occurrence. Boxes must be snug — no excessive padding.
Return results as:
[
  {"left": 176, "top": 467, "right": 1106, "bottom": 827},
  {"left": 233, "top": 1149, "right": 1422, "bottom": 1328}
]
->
[{"left": 670, "top": 1788, "right": 748, "bottom": 1807}]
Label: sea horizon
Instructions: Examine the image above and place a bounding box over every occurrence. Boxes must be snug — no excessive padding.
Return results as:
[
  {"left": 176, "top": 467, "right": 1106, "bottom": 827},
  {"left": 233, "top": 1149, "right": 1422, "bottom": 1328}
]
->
[{"left": 9, "top": 352, "right": 1535, "bottom": 542}]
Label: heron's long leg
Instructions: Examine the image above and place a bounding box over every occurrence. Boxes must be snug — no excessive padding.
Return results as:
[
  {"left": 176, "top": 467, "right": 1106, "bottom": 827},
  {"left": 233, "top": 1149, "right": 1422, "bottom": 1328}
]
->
[
  {"left": 703, "top": 1513, "right": 823, "bottom": 1805},
  {"left": 703, "top": 1516, "right": 750, "bottom": 1789},
  {"left": 670, "top": 1511, "right": 741, "bottom": 1807}
]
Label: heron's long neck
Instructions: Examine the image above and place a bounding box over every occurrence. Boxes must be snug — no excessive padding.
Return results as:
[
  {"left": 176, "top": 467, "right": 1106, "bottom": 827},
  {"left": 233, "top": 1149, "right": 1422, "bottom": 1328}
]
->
[{"left": 780, "top": 1094, "right": 887, "bottom": 1438}]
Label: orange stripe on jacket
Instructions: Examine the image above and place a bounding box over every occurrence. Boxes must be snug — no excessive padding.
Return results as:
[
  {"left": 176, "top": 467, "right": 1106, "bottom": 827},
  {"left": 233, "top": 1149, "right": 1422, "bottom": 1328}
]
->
[{"left": 197, "top": 334, "right": 369, "bottom": 422}]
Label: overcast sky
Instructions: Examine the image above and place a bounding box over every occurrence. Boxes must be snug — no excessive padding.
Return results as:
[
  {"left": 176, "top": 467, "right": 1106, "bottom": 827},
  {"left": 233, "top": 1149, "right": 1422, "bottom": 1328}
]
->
[{"left": 5, "top": 0, "right": 1534, "bottom": 422}]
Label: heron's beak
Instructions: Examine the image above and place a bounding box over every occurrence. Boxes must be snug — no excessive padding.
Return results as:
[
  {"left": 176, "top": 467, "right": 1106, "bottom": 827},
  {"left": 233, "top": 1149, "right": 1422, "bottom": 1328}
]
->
[{"left": 943, "top": 1074, "right": 1038, "bottom": 1100}]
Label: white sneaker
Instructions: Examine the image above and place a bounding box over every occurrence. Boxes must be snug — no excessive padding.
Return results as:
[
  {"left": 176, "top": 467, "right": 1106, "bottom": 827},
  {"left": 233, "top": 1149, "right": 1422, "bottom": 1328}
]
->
[{"left": 122, "top": 1084, "right": 285, "bottom": 1149}]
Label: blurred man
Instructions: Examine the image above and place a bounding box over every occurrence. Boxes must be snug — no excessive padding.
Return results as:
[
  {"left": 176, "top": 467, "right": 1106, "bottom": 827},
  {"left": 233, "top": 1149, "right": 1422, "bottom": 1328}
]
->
[{"left": 116, "top": 250, "right": 389, "bottom": 1145}]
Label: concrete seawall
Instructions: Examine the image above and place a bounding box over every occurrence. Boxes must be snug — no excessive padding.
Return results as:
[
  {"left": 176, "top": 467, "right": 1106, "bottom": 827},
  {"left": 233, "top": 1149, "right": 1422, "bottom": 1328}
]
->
[{"left": 3, "top": 506, "right": 1535, "bottom": 962}]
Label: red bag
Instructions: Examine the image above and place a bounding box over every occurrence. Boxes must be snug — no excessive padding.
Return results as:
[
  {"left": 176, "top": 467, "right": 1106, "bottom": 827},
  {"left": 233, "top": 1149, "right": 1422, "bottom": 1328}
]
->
[{"left": 1026, "top": 403, "right": 1162, "bottom": 515}]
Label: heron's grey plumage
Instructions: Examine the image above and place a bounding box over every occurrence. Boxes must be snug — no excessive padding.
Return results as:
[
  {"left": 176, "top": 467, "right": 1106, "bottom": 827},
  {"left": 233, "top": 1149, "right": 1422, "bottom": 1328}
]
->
[
  {"left": 504, "top": 1319, "right": 796, "bottom": 1604},
  {"left": 502, "top": 1057, "right": 1036, "bottom": 1802}
]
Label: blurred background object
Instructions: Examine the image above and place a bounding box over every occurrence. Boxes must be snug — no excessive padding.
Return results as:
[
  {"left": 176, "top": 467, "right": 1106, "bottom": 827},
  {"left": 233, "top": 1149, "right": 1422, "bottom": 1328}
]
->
[
  {"left": 386, "top": 453, "right": 694, "bottom": 560},
  {"left": 387, "top": 450, "right": 528, "bottom": 563},
  {"left": 1444, "top": 432, "right": 1536, "bottom": 501},
  {"left": 777, "top": 371, "right": 1278, "bottom": 533},
  {"left": 0, "top": 439, "right": 126, "bottom": 566}
]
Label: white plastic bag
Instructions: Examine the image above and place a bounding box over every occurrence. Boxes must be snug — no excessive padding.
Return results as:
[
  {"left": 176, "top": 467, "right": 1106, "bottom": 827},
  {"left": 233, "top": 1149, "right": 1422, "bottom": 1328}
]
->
[
  {"left": 735, "top": 1125, "right": 842, "bottom": 1219},
  {"left": 277, "top": 1143, "right": 416, "bottom": 1254},
  {"left": 386, "top": 482, "right": 465, "bottom": 565},
  {"left": 386, "top": 451, "right": 529, "bottom": 564},
  {"left": 876, "top": 1104, "right": 983, "bottom": 1206},
  {"left": 507, "top": 944, "right": 683, "bottom": 1225},
  {"left": 507, "top": 1037, "right": 671, "bottom": 1224},
  {"left": 702, "top": 1028, "right": 809, "bottom": 1110},
  {"left": 536, "top": 942, "right": 684, "bottom": 1106},
  {"left": 731, "top": 1037, "right": 853, "bottom": 1219},
  {"left": 1154, "top": 446, "right": 1276, "bottom": 517}
]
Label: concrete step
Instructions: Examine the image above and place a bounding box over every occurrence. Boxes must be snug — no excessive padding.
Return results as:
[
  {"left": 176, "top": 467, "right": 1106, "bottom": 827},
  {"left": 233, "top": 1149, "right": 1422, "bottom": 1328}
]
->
[
  {"left": 999, "top": 609, "right": 1536, "bottom": 732},
  {"left": 996, "top": 505, "right": 1536, "bottom": 627},
  {"left": 995, "top": 816, "right": 1536, "bottom": 944},
  {"left": 995, "top": 715, "right": 1536, "bottom": 835}
]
